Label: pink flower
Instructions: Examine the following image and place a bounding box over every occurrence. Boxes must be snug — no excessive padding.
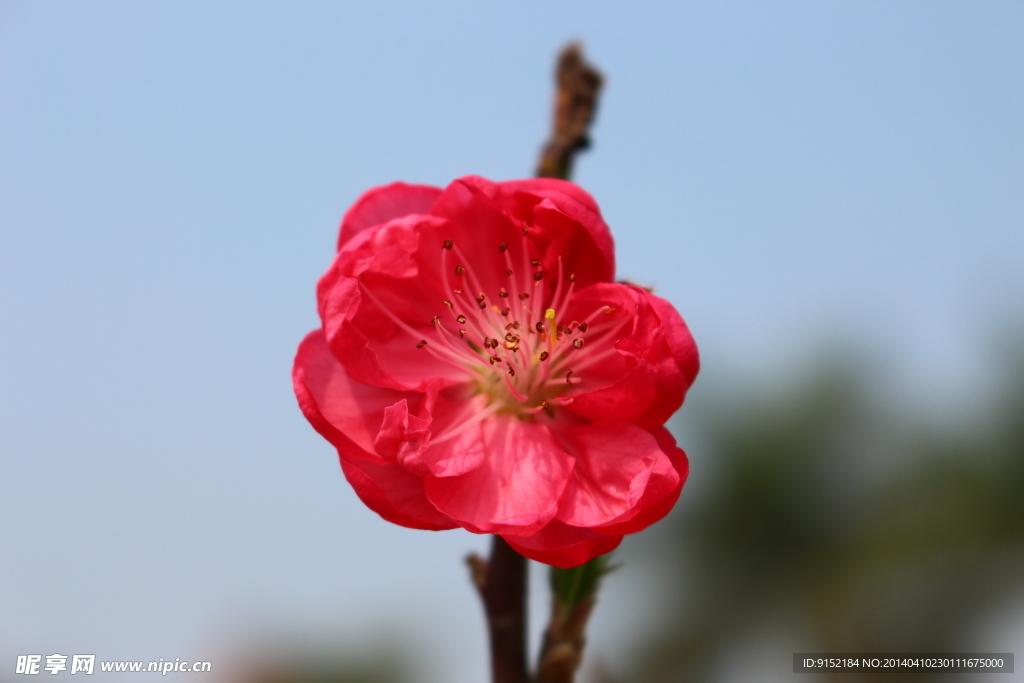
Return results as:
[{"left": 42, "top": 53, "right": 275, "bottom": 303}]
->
[{"left": 293, "top": 176, "right": 699, "bottom": 568}]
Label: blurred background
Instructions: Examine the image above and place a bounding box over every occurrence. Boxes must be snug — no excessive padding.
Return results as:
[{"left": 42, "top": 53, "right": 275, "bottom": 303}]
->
[{"left": 1, "top": 3, "right": 1022, "bottom": 682}]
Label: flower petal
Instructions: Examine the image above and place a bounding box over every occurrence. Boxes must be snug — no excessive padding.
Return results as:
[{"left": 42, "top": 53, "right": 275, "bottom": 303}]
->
[
  {"left": 337, "top": 181, "right": 442, "bottom": 250},
  {"left": 554, "top": 420, "right": 678, "bottom": 528},
  {"left": 318, "top": 216, "right": 470, "bottom": 391},
  {"left": 340, "top": 454, "right": 457, "bottom": 531},
  {"left": 430, "top": 176, "right": 615, "bottom": 289},
  {"left": 423, "top": 417, "right": 574, "bottom": 536},
  {"left": 503, "top": 519, "right": 622, "bottom": 569},
  {"left": 293, "top": 329, "right": 415, "bottom": 462},
  {"left": 563, "top": 283, "right": 699, "bottom": 430},
  {"left": 497, "top": 178, "right": 613, "bottom": 278},
  {"left": 594, "top": 426, "right": 689, "bottom": 536}
]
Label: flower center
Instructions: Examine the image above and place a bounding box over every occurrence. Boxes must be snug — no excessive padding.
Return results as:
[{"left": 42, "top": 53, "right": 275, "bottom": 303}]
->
[{"left": 410, "top": 230, "right": 626, "bottom": 418}]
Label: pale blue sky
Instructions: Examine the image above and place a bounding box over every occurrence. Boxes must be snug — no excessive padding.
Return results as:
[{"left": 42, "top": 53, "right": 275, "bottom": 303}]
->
[{"left": 2, "top": 3, "right": 1022, "bottom": 682}]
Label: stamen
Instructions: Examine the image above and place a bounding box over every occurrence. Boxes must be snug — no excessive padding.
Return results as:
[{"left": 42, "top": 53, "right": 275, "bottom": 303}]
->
[
  {"left": 443, "top": 300, "right": 453, "bottom": 309},
  {"left": 443, "top": 239, "right": 454, "bottom": 250},
  {"left": 417, "top": 340, "right": 428, "bottom": 348},
  {"left": 505, "top": 269, "right": 513, "bottom": 276},
  {"left": 578, "top": 322, "right": 588, "bottom": 332},
  {"left": 518, "top": 293, "right": 529, "bottom": 300},
  {"left": 569, "top": 273, "right": 576, "bottom": 282},
  {"left": 573, "top": 338, "right": 584, "bottom": 349},
  {"left": 499, "top": 288, "right": 509, "bottom": 298},
  {"left": 431, "top": 316, "right": 440, "bottom": 324},
  {"left": 539, "top": 351, "right": 549, "bottom": 361},
  {"left": 533, "top": 271, "right": 544, "bottom": 281},
  {"left": 456, "top": 315, "right": 467, "bottom": 324},
  {"left": 530, "top": 259, "right": 541, "bottom": 267},
  {"left": 499, "top": 242, "right": 508, "bottom": 253}
]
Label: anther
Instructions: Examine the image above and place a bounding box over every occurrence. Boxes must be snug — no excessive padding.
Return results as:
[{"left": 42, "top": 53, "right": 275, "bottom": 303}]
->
[
  {"left": 454, "top": 289, "right": 463, "bottom": 295},
  {"left": 566, "top": 370, "right": 574, "bottom": 384},
  {"left": 603, "top": 308, "right": 615, "bottom": 315},
  {"left": 504, "top": 341, "right": 518, "bottom": 351},
  {"left": 501, "top": 307, "right": 510, "bottom": 316},
  {"left": 456, "top": 315, "right": 467, "bottom": 324},
  {"left": 569, "top": 273, "right": 576, "bottom": 282},
  {"left": 540, "top": 400, "right": 550, "bottom": 409},
  {"left": 443, "top": 239, "right": 454, "bottom": 250},
  {"left": 442, "top": 300, "right": 453, "bottom": 309},
  {"left": 518, "top": 293, "right": 530, "bottom": 300},
  {"left": 578, "top": 322, "right": 588, "bottom": 333},
  {"left": 573, "top": 338, "right": 584, "bottom": 349},
  {"left": 455, "top": 264, "right": 465, "bottom": 276},
  {"left": 530, "top": 259, "right": 541, "bottom": 267},
  {"left": 505, "top": 268, "right": 513, "bottom": 276},
  {"left": 417, "top": 340, "right": 428, "bottom": 348},
  {"left": 499, "top": 242, "right": 508, "bottom": 253},
  {"left": 431, "top": 316, "right": 440, "bottom": 324},
  {"left": 477, "top": 293, "right": 486, "bottom": 303},
  {"left": 539, "top": 351, "right": 549, "bottom": 361},
  {"left": 478, "top": 301, "right": 487, "bottom": 309},
  {"left": 508, "top": 366, "right": 516, "bottom": 377},
  {"left": 459, "top": 329, "right": 466, "bottom": 338},
  {"left": 499, "top": 288, "right": 509, "bottom": 298},
  {"left": 533, "top": 271, "right": 544, "bottom": 281},
  {"left": 505, "top": 333, "right": 518, "bottom": 343},
  {"left": 536, "top": 321, "right": 546, "bottom": 333}
]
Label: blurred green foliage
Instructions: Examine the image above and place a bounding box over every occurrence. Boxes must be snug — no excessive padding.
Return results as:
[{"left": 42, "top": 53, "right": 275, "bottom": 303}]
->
[{"left": 622, "top": 354, "right": 1024, "bottom": 683}]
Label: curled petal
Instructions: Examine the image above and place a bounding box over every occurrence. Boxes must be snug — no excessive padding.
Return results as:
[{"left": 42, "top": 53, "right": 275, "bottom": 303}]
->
[
  {"left": 337, "top": 182, "right": 442, "bottom": 249},
  {"left": 293, "top": 329, "right": 417, "bottom": 462},
  {"left": 503, "top": 519, "right": 623, "bottom": 569},
  {"left": 554, "top": 420, "right": 679, "bottom": 528},
  {"left": 318, "top": 218, "right": 468, "bottom": 392},
  {"left": 594, "top": 426, "right": 689, "bottom": 536},
  {"left": 565, "top": 283, "right": 699, "bottom": 430},
  {"left": 340, "top": 454, "right": 457, "bottom": 531},
  {"left": 430, "top": 176, "right": 615, "bottom": 288},
  {"left": 424, "top": 417, "right": 575, "bottom": 536}
]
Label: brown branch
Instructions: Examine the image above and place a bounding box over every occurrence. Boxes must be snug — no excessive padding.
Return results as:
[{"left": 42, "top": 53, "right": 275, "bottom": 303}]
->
[
  {"left": 534, "top": 596, "right": 596, "bottom": 683},
  {"left": 469, "top": 536, "right": 529, "bottom": 683},
  {"left": 536, "top": 43, "right": 604, "bottom": 181}
]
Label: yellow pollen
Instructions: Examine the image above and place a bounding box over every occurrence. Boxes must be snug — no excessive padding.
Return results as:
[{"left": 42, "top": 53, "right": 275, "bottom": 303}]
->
[{"left": 545, "top": 309, "right": 556, "bottom": 320}]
